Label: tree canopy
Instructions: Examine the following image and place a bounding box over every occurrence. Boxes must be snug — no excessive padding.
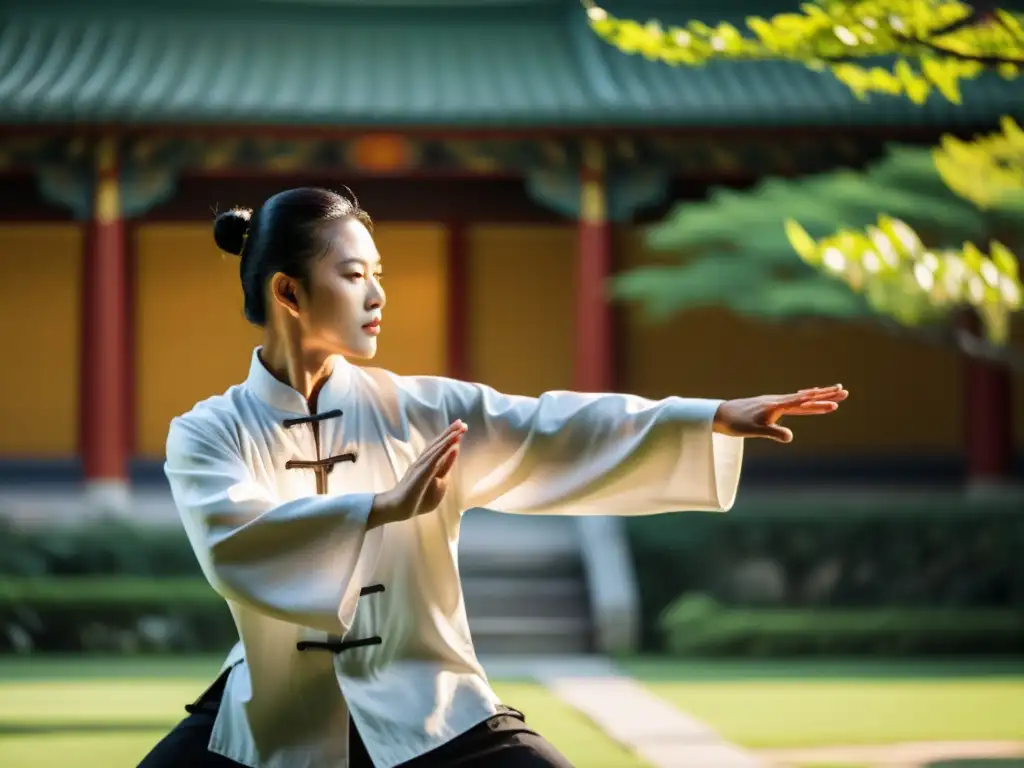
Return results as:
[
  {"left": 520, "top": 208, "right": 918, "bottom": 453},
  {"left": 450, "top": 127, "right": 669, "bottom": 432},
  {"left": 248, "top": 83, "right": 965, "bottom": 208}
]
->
[
  {"left": 582, "top": 0, "right": 1024, "bottom": 104},
  {"left": 611, "top": 144, "right": 1023, "bottom": 365},
  {"left": 588, "top": 0, "right": 1023, "bottom": 363}
]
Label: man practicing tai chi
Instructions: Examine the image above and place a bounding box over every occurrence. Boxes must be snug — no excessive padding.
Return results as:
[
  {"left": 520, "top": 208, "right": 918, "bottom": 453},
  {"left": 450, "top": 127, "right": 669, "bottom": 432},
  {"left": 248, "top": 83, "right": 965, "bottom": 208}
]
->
[{"left": 141, "top": 186, "right": 848, "bottom": 768}]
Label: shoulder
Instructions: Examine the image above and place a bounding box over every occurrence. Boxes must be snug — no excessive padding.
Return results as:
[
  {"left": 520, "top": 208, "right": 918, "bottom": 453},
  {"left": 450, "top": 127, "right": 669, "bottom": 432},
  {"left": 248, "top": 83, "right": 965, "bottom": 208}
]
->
[
  {"left": 166, "top": 386, "right": 248, "bottom": 462},
  {"left": 356, "top": 367, "right": 479, "bottom": 406},
  {"left": 353, "top": 368, "right": 497, "bottom": 435}
]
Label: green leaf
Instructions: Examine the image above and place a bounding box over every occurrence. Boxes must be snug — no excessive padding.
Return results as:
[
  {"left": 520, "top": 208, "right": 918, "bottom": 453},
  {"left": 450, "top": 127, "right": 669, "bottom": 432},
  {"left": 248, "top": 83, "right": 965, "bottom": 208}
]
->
[{"left": 785, "top": 219, "right": 818, "bottom": 263}]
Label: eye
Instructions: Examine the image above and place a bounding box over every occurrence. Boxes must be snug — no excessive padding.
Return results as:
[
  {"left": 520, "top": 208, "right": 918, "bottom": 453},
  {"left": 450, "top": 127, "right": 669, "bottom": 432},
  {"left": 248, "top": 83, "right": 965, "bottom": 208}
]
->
[
  {"left": 374, "top": 271, "right": 384, "bottom": 282},
  {"left": 343, "top": 271, "right": 364, "bottom": 281}
]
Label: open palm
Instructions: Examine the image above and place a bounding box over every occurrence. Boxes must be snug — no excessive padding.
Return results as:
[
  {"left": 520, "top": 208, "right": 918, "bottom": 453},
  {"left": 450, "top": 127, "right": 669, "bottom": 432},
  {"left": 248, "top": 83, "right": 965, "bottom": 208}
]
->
[{"left": 714, "top": 384, "right": 849, "bottom": 443}]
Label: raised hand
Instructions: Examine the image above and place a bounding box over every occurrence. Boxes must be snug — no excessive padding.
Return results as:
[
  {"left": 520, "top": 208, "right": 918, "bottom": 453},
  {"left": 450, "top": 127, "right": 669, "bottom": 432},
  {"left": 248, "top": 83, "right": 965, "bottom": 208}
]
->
[
  {"left": 712, "top": 384, "right": 849, "bottom": 443},
  {"left": 368, "top": 420, "right": 468, "bottom": 528}
]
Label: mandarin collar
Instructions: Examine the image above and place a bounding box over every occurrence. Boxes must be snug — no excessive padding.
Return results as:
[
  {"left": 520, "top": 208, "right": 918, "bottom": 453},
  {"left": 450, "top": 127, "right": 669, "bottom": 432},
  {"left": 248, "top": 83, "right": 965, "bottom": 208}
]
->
[{"left": 243, "top": 347, "right": 353, "bottom": 416}]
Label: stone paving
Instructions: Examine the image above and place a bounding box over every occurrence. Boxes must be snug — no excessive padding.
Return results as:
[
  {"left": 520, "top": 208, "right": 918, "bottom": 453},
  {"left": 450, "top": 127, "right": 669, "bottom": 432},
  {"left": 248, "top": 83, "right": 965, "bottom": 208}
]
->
[{"left": 482, "top": 655, "right": 765, "bottom": 768}]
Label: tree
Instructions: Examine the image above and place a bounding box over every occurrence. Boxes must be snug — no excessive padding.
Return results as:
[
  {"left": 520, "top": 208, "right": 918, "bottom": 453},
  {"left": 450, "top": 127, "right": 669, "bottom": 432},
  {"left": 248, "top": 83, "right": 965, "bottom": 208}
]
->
[
  {"left": 582, "top": 0, "right": 1024, "bottom": 104},
  {"left": 611, "top": 144, "right": 1023, "bottom": 367},
  {"left": 582, "top": 1, "right": 1024, "bottom": 331},
  {"left": 584, "top": 0, "right": 1024, "bottom": 360},
  {"left": 933, "top": 115, "right": 1024, "bottom": 208},
  {"left": 585, "top": 0, "right": 1024, "bottom": 483}
]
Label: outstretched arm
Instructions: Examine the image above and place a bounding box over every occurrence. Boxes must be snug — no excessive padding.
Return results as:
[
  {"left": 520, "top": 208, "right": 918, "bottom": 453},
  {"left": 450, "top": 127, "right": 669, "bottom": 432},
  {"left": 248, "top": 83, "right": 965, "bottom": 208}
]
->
[
  {"left": 454, "top": 385, "right": 739, "bottom": 515},
  {"left": 399, "top": 378, "right": 846, "bottom": 517}
]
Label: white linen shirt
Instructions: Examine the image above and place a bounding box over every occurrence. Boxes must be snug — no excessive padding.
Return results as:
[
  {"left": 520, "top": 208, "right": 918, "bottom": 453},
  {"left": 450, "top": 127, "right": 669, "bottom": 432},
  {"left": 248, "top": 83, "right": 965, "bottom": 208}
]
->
[{"left": 164, "top": 348, "right": 744, "bottom": 768}]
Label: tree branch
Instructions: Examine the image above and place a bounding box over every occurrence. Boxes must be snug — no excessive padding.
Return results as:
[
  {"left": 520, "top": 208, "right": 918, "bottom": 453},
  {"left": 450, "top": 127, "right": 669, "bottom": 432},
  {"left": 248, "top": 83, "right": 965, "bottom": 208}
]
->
[
  {"left": 875, "top": 318, "right": 1024, "bottom": 373},
  {"left": 929, "top": 6, "right": 986, "bottom": 36},
  {"left": 895, "top": 32, "right": 1024, "bottom": 67},
  {"left": 951, "top": 328, "right": 1024, "bottom": 372}
]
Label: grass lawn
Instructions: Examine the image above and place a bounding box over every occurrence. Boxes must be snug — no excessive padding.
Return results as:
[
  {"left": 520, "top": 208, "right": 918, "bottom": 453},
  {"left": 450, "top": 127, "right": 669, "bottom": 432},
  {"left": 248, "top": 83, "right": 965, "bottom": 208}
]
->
[
  {"left": 4, "top": 657, "right": 1024, "bottom": 767},
  {"left": 0, "top": 656, "right": 648, "bottom": 768},
  {"left": 623, "top": 658, "right": 1024, "bottom": 750}
]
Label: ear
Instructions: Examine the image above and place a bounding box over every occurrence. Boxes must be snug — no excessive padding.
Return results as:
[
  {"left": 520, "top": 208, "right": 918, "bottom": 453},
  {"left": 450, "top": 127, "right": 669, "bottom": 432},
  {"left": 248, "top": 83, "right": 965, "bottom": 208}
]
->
[{"left": 269, "top": 272, "right": 302, "bottom": 317}]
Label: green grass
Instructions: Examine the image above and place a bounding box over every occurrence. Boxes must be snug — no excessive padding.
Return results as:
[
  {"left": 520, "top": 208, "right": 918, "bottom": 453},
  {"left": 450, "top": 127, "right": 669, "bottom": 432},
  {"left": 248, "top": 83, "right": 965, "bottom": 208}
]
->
[
  {"left": 4, "top": 657, "right": 1024, "bottom": 767},
  {"left": 0, "top": 657, "right": 648, "bottom": 768},
  {"left": 625, "top": 659, "right": 1024, "bottom": 749}
]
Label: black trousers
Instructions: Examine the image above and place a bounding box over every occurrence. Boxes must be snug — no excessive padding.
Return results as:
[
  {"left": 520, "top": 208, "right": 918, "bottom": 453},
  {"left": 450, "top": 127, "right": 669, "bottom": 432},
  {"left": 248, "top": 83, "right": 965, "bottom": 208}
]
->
[{"left": 137, "top": 669, "right": 574, "bottom": 767}]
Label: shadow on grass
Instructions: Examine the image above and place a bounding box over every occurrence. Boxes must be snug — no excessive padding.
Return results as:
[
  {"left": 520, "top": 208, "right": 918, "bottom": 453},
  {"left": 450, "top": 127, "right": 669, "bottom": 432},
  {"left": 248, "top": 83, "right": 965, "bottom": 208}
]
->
[{"left": 0, "top": 723, "right": 173, "bottom": 735}]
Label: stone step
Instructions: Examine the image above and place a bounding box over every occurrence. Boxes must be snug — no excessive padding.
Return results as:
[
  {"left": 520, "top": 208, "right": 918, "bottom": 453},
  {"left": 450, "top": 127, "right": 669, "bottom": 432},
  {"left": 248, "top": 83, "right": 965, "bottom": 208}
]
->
[
  {"left": 462, "top": 577, "right": 589, "bottom": 620},
  {"left": 468, "top": 616, "right": 593, "bottom": 656},
  {"left": 458, "top": 549, "right": 584, "bottom": 578}
]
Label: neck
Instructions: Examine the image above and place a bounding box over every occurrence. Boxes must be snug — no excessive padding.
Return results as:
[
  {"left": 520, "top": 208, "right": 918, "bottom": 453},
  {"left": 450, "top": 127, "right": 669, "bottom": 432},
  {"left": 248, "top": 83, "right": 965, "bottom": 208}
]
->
[{"left": 260, "top": 324, "right": 334, "bottom": 405}]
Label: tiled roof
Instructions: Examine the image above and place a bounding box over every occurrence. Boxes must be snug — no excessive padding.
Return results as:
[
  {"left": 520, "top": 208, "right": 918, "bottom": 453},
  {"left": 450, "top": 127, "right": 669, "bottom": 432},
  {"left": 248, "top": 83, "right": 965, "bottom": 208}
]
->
[{"left": 0, "top": 0, "right": 1019, "bottom": 128}]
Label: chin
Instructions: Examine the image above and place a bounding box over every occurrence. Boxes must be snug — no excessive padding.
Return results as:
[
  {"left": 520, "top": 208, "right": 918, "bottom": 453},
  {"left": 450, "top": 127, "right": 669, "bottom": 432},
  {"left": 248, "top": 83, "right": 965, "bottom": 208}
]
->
[{"left": 345, "top": 340, "right": 378, "bottom": 361}]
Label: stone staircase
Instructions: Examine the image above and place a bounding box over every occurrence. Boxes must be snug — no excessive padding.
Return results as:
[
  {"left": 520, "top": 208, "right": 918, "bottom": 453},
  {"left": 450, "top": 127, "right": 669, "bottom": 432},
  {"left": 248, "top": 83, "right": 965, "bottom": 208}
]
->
[{"left": 458, "top": 509, "right": 594, "bottom": 655}]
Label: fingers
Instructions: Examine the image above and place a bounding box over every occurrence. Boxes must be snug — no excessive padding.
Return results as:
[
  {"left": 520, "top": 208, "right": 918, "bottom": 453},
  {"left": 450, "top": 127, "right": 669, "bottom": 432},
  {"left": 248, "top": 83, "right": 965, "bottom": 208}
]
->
[
  {"left": 415, "top": 421, "right": 467, "bottom": 468},
  {"left": 759, "top": 424, "right": 793, "bottom": 443},
  {"left": 433, "top": 443, "right": 461, "bottom": 480},
  {"left": 798, "top": 384, "right": 843, "bottom": 395},
  {"left": 410, "top": 422, "right": 466, "bottom": 496},
  {"left": 779, "top": 401, "right": 840, "bottom": 416},
  {"left": 415, "top": 443, "right": 461, "bottom": 516},
  {"left": 778, "top": 384, "right": 848, "bottom": 409}
]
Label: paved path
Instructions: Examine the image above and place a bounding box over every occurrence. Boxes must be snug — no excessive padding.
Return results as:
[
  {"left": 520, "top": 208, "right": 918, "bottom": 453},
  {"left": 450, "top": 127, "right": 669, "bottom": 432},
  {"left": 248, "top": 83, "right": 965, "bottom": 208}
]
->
[{"left": 482, "top": 655, "right": 763, "bottom": 768}]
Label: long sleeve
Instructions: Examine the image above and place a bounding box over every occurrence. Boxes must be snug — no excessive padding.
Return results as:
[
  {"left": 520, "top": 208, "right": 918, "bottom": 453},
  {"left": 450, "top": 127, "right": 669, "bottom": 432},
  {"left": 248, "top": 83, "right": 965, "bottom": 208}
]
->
[
  {"left": 164, "top": 414, "right": 374, "bottom": 635},
  {"left": 401, "top": 377, "right": 744, "bottom": 516}
]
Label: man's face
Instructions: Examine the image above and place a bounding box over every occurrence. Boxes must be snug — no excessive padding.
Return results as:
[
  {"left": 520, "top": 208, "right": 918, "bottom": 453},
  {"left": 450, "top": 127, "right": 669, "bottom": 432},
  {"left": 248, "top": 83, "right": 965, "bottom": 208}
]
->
[{"left": 292, "top": 218, "right": 386, "bottom": 360}]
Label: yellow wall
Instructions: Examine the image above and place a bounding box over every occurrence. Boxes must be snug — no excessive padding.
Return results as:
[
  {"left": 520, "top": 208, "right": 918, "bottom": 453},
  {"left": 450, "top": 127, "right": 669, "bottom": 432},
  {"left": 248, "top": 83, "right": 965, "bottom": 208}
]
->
[
  {"left": 135, "top": 225, "right": 262, "bottom": 457},
  {"left": 615, "top": 228, "right": 1022, "bottom": 457},
  {"left": 0, "top": 225, "right": 82, "bottom": 456},
  {"left": 134, "top": 223, "right": 448, "bottom": 458},
  {"left": 7, "top": 218, "right": 1014, "bottom": 462},
  {"left": 467, "top": 225, "right": 576, "bottom": 396}
]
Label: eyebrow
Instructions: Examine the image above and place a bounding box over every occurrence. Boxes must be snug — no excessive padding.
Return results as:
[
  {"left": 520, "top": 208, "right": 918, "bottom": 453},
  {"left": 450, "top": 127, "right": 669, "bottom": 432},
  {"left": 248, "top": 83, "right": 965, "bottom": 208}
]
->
[{"left": 339, "top": 257, "right": 382, "bottom": 268}]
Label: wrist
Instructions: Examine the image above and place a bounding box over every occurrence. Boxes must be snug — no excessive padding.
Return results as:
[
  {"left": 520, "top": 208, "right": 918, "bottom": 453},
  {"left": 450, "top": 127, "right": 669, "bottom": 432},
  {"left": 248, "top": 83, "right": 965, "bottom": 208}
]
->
[
  {"left": 712, "top": 400, "right": 729, "bottom": 435},
  {"left": 367, "top": 493, "right": 396, "bottom": 530}
]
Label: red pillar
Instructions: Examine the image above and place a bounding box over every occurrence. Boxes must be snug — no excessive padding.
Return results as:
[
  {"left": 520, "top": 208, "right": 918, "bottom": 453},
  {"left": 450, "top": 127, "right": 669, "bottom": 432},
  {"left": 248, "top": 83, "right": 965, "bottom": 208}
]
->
[
  {"left": 962, "top": 313, "right": 1014, "bottom": 489},
  {"left": 81, "top": 139, "right": 130, "bottom": 512},
  {"left": 575, "top": 140, "right": 614, "bottom": 393},
  {"left": 446, "top": 220, "right": 470, "bottom": 381}
]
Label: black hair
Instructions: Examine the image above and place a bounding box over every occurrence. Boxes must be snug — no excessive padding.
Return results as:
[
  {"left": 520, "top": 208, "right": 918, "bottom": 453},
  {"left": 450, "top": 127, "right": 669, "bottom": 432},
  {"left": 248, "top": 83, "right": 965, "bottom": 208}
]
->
[{"left": 212, "top": 186, "right": 372, "bottom": 326}]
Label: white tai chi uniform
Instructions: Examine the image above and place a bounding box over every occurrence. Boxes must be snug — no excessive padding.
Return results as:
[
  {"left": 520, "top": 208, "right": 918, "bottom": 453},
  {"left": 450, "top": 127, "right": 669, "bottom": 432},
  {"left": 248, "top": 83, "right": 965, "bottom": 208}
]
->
[{"left": 164, "top": 348, "right": 745, "bottom": 768}]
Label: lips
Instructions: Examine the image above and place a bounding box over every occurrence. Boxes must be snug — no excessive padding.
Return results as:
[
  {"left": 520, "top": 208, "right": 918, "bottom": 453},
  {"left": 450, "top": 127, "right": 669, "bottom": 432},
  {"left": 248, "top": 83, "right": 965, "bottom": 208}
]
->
[{"left": 362, "top": 318, "right": 381, "bottom": 335}]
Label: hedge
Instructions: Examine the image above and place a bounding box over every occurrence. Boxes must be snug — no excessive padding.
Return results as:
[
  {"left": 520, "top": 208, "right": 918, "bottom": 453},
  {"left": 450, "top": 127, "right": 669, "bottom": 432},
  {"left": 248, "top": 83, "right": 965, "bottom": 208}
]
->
[
  {"left": 0, "top": 519, "right": 202, "bottom": 579},
  {"left": 0, "top": 578, "right": 235, "bottom": 654},
  {"left": 2, "top": 494, "right": 1022, "bottom": 655},
  {"left": 625, "top": 495, "right": 1024, "bottom": 650},
  {"left": 659, "top": 595, "right": 1024, "bottom": 657},
  {"left": 3, "top": 577, "right": 1021, "bottom": 657}
]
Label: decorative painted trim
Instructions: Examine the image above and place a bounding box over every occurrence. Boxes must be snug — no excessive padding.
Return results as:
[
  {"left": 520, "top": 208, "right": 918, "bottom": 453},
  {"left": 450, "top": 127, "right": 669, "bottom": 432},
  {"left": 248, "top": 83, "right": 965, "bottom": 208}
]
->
[
  {"left": 121, "top": 164, "right": 179, "bottom": 219},
  {"left": 580, "top": 180, "right": 606, "bottom": 225},
  {"left": 6, "top": 133, "right": 891, "bottom": 182},
  {"left": 36, "top": 163, "right": 92, "bottom": 220}
]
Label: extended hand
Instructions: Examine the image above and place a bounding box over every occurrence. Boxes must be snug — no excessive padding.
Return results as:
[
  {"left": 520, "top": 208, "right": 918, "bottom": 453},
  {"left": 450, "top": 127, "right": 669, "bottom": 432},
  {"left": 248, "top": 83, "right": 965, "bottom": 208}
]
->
[
  {"left": 713, "top": 384, "right": 849, "bottom": 443},
  {"left": 369, "top": 420, "right": 467, "bottom": 529}
]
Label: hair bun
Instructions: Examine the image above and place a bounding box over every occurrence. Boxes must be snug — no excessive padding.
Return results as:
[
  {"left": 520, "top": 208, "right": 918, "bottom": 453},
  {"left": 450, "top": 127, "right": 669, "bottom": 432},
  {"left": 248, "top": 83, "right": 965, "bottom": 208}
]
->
[{"left": 213, "top": 208, "right": 252, "bottom": 256}]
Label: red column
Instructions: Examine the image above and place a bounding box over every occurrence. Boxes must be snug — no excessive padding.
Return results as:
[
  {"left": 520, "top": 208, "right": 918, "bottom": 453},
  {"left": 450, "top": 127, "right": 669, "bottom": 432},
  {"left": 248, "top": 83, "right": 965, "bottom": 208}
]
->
[
  {"left": 81, "top": 139, "right": 130, "bottom": 512},
  {"left": 575, "top": 140, "right": 614, "bottom": 393},
  {"left": 962, "top": 313, "right": 1014, "bottom": 488},
  {"left": 446, "top": 220, "right": 470, "bottom": 381}
]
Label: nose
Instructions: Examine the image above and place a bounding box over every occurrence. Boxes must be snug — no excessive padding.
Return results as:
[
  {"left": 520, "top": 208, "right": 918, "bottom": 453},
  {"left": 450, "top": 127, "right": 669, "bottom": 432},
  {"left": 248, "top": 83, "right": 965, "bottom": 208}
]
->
[{"left": 367, "top": 278, "right": 385, "bottom": 312}]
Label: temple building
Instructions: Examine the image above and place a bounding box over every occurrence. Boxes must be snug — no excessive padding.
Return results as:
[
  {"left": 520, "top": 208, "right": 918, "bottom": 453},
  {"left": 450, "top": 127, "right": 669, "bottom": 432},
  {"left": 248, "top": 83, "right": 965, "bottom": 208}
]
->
[{"left": 0, "top": 0, "right": 1021, "bottom": 510}]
